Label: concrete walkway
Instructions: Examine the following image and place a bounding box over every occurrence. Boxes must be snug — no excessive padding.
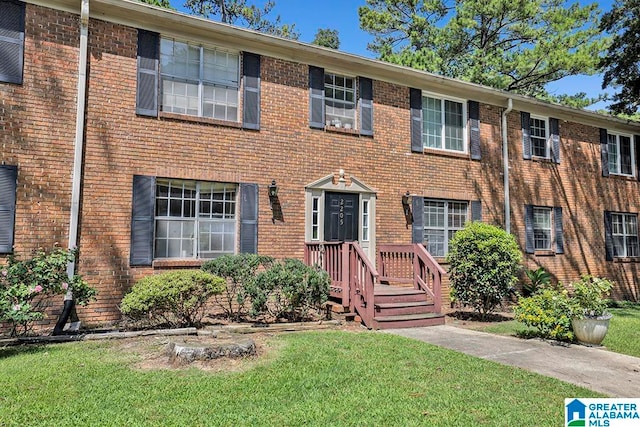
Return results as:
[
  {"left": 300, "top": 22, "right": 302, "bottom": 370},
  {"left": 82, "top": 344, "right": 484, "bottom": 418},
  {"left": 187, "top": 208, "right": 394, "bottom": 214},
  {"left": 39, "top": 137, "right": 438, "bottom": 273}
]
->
[{"left": 387, "top": 325, "right": 640, "bottom": 397}]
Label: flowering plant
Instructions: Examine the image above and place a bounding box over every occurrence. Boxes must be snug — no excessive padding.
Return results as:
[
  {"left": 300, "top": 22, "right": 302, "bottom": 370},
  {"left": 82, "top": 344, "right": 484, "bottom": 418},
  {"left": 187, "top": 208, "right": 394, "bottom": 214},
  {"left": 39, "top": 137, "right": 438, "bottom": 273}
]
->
[{"left": 0, "top": 247, "right": 97, "bottom": 336}]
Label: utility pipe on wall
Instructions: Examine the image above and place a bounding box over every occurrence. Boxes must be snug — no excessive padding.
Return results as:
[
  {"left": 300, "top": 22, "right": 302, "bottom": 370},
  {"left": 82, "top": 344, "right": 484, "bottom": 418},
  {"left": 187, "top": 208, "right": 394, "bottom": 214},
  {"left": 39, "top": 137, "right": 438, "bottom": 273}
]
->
[
  {"left": 502, "top": 98, "right": 513, "bottom": 234},
  {"left": 54, "top": 0, "right": 89, "bottom": 335}
]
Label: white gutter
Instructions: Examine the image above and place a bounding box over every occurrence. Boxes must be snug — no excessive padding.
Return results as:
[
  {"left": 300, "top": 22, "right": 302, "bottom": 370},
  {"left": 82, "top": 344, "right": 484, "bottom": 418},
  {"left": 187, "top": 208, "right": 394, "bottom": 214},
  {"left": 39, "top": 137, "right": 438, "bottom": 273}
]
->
[
  {"left": 502, "top": 98, "right": 513, "bottom": 234},
  {"left": 66, "top": 0, "right": 89, "bottom": 282}
]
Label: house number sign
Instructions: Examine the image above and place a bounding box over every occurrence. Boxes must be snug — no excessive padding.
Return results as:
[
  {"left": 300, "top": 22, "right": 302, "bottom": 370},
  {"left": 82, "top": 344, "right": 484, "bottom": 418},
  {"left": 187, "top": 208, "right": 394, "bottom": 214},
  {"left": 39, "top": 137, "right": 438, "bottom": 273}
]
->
[{"left": 339, "top": 198, "right": 345, "bottom": 226}]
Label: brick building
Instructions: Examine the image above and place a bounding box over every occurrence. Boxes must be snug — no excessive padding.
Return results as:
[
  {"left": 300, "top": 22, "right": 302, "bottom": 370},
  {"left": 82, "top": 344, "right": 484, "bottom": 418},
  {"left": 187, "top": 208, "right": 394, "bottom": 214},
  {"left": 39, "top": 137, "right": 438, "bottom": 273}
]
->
[{"left": 1, "top": 0, "right": 639, "bottom": 326}]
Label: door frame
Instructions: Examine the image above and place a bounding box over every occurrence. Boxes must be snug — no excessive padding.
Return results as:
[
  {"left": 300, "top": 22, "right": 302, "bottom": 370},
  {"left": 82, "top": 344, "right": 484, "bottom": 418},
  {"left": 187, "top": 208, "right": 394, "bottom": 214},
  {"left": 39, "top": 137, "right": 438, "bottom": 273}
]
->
[{"left": 305, "top": 171, "right": 377, "bottom": 261}]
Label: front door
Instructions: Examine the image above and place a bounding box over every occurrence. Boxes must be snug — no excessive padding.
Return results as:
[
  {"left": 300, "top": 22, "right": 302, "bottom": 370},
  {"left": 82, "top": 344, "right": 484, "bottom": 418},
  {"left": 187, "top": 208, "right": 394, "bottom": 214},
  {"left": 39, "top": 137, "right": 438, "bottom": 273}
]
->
[{"left": 324, "top": 192, "right": 359, "bottom": 242}]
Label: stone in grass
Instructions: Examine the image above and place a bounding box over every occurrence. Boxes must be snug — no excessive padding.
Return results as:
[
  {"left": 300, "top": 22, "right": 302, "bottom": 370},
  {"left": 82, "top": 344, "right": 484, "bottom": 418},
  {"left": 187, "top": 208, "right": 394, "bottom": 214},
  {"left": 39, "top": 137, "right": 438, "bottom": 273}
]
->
[{"left": 167, "top": 336, "right": 256, "bottom": 364}]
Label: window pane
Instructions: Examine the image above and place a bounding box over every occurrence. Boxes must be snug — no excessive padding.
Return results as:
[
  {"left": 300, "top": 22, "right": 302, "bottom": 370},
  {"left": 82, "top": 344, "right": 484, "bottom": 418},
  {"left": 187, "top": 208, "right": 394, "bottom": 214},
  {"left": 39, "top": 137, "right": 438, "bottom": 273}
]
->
[
  {"left": 424, "top": 230, "right": 445, "bottom": 257},
  {"left": 620, "top": 136, "right": 633, "bottom": 175},
  {"left": 422, "top": 96, "right": 441, "bottom": 149},
  {"left": 444, "top": 100, "right": 464, "bottom": 152},
  {"left": 324, "top": 73, "right": 356, "bottom": 128},
  {"left": 608, "top": 134, "right": 619, "bottom": 174}
]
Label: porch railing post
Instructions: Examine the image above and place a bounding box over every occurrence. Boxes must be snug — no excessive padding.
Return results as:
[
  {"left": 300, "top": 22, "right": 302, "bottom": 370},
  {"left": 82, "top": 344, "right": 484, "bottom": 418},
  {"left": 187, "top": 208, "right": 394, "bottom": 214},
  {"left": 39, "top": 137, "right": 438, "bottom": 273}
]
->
[{"left": 341, "top": 242, "right": 350, "bottom": 308}]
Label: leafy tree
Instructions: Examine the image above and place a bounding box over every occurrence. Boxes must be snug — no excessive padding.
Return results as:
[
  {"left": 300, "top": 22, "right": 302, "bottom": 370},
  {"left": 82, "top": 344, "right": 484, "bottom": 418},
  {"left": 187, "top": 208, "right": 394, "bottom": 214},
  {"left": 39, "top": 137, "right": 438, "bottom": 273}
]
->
[
  {"left": 184, "top": 0, "right": 300, "bottom": 39},
  {"left": 600, "top": 0, "right": 640, "bottom": 115},
  {"left": 312, "top": 28, "right": 340, "bottom": 49},
  {"left": 359, "top": 0, "right": 608, "bottom": 99},
  {"left": 137, "top": 0, "right": 173, "bottom": 8}
]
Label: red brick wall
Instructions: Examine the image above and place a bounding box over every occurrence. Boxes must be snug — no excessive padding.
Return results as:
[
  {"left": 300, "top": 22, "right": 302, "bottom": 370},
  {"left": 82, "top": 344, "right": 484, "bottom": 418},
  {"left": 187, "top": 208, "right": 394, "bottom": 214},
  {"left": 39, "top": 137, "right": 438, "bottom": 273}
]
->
[{"left": 2, "top": 4, "right": 638, "bottom": 326}]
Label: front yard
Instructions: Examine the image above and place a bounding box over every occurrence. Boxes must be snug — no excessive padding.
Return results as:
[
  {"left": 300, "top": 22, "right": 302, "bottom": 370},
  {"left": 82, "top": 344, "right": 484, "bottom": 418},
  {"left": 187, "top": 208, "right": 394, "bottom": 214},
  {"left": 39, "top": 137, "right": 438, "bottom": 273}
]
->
[{"left": 0, "top": 330, "right": 600, "bottom": 426}]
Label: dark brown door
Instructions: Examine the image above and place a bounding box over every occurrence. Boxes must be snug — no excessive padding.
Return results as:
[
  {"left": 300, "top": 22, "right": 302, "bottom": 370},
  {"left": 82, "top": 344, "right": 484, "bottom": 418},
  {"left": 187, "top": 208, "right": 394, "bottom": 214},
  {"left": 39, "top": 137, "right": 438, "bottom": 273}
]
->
[{"left": 324, "top": 192, "right": 359, "bottom": 242}]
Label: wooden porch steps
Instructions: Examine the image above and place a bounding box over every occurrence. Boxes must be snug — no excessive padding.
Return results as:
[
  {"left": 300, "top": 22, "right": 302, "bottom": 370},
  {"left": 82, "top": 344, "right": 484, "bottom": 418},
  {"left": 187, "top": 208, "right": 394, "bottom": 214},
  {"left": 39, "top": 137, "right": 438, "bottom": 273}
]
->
[
  {"left": 371, "top": 284, "right": 443, "bottom": 329},
  {"left": 372, "top": 313, "right": 445, "bottom": 329}
]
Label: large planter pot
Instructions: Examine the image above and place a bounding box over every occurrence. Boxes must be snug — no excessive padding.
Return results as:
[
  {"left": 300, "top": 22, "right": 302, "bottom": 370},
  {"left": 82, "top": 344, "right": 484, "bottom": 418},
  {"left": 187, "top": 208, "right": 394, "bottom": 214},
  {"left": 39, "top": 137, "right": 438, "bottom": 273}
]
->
[{"left": 571, "top": 314, "right": 612, "bottom": 346}]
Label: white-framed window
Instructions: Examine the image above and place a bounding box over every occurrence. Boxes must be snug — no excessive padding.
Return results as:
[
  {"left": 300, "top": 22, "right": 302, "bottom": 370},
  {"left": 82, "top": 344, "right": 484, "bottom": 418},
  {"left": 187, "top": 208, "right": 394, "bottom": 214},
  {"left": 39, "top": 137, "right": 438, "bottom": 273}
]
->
[
  {"left": 154, "top": 178, "right": 237, "bottom": 259},
  {"left": 422, "top": 93, "right": 466, "bottom": 152},
  {"left": 530, "top": 116, "right": 549, "bottom": 158},
  {"left": 608, "top": 132, "right": 634, "bottom": 176},
  {"left": 324, "top": 72, "right": 356, "bottom": 129},
  {"left": 362, "top": 200, "right": 370, "bottom": 242},
  {"left": 612, "top": 213, "right": 639, "bottom": 257},
  {"left": 160, "top": 38, "right": 239, "bottom": 121},
  {"left": 311, "top": 196, "right": 320, "bottom": 240},
  {"left": 533, "top": 207, "right": 552, "bottom": 250},
  {"left": 423, "top": 199, "right": 468, "bottom": 257}
]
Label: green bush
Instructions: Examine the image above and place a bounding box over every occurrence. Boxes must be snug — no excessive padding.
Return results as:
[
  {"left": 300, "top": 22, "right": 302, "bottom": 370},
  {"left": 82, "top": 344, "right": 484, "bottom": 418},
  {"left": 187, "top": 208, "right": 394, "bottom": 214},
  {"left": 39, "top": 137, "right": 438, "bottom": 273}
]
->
[
  {"left": 446, "top": 222, "right": 522, "bottom": 318},
  {"left": 514, "top": 287, "right": 574, "bottom": 341},
  {"left": 247, "top": 258, "right": 330, "bottom": 322},
  {"left": 120, "top": 270, "right": 225, "bottom": 327},
  {"left": 201, "top": 254, "right": 273, "bottom": 320},
  {"left": 0, "top": 247, "right": 96, "bottom": 336}
]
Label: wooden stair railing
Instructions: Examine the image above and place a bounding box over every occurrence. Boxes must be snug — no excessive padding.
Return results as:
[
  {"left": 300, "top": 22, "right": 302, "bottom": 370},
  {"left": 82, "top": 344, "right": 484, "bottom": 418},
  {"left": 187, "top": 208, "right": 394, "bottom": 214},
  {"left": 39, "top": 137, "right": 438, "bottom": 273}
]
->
[{"left": 347, "top": 242, "right": 378, "bottom": 328}]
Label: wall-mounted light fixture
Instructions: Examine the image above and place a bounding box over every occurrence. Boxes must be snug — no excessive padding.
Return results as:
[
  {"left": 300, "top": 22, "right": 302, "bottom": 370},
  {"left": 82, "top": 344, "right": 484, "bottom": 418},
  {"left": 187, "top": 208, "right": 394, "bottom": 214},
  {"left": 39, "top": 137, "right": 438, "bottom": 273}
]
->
[
  {"left": 268, "top": 179, "right": 279, "bottom": 200},
  {"left": 402, "top": 191, "right": 413, "bottom": 228}
]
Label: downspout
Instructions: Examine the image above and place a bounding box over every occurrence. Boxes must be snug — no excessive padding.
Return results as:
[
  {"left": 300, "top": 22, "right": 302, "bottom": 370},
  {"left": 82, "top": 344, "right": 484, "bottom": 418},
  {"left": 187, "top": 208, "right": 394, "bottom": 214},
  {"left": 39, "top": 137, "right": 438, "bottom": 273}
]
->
[
  {"left": 54, "top": 0, "right": 89, "bottom": 335},
  {"left": 502, "top": 98, "right": 513, "bottom": 234}
]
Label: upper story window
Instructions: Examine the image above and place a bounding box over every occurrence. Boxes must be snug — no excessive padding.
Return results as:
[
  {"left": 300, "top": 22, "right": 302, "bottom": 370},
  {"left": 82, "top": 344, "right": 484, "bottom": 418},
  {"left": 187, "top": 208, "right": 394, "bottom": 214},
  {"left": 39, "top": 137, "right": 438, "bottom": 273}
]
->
[
  {"left": 422, "top": 94, "right": 466, "bottom": 152},
  {"left": 422, "top": 199, "right": 468, "bottom": 256},
  {"left": 607, "top": 132, "right": 634, "bottom": 176},
  {"left": 324, "top": 73, "right": 356, "bottom": 129},
  {"left": 160, "top": 38, "right": 239, "bottom": 121},
  {"left": 530, "top": 116, "right": 549, "bottom": 158},
  {"left": 154, "top": 178, "right": 237, "bottom": 259},
  {"left": 0, "top": 0, "right": 25, "bottom": 85}
]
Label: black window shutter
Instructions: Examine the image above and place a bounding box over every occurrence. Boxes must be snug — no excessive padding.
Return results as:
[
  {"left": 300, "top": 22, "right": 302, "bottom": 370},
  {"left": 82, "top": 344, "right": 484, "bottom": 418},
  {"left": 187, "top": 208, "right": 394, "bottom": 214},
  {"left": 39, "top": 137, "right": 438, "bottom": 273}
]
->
[
  {"left": 136, "top": 29, "right": 159, "bottom": 117},
  {"left": 468, "top": 100, "right": 481, "bottom": 160},
  {"left": 0, "top": 165, "right": 18, "bottom": 253},
  {"left": 471, "top": 200, "right": 482, "bottom": 222},
  {"left": 309, "top": 66, "right": 325, "bottom": 129},
  {"left": 604, "top": 210, "right": 614, "bottom": 261},
  {"left": 554, "top": 206, "right": 564, "bottom": 254},
  {"left": 410, "top": 88, "right": 423, "bottom": 153},
  {"left": 239, "top": 183, "right": 258, "bottom": 254},
  {"left": 242, "top": 52, "right": 261, "bottom": 130},
  {"left": 130, "top": 175, "right": 156, "bottom": 266},
  {"left": 411, "top": 196, "right": 424, "bottom": 244},
  {"left": 550, "top": 118, "right": 560, "bottom": 164},
  {"left": 600, "top": 128, "right": 609, "bottom": 177},
  {"left": 359, "top": 77, "right": 373, "bottom": 136},
  {"left": 0, "top": 0, "right": 25, "bottom": 84},
  {"left": 521, "top": 112, "right": 531, "bottom": 160},
  {"left": 524, "top": 204, "right": 534, "bottom": 254}
]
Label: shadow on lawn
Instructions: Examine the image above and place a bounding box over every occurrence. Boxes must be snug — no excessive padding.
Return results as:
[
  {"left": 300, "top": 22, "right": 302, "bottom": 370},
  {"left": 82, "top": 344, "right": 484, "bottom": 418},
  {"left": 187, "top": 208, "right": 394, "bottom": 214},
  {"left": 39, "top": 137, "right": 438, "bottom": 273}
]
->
[{"left": 0, "top": 344, "right": 49, "bottom": 359}]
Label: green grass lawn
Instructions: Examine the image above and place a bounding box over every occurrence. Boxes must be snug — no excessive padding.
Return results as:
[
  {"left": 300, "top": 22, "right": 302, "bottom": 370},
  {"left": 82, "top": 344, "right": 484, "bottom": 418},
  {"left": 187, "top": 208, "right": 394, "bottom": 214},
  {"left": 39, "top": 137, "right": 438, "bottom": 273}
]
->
[
  {"left": 472, "top": 305, "right": 640, "bottom": 358},
  {"left": 0, "top": 331, "right": 599, "bottom": 426}
]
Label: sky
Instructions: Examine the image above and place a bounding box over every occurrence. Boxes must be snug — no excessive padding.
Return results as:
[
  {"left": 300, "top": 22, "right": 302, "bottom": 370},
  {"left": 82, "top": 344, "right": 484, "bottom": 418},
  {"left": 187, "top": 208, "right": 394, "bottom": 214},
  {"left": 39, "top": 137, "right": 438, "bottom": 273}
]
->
[{"left": 167, "top": 0, "right": 616, "bottom": 111}]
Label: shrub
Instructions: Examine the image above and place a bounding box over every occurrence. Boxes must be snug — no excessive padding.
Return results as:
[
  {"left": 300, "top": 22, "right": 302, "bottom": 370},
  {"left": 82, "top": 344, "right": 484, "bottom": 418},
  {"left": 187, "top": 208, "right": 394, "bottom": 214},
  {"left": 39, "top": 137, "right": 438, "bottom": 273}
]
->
[
  {"left": 247, "top": 259, "right": 330, "bottom": 322},
  {"left": 523, "top": 267, "right": 551, "bottom": 296},
  {"left": 120, "top": 270, "right": 225, "bottom": 327},
  {"left": 513, "top": 287, "right": 574, "bottom": 341},
  {"left": 201, "top": 254, "right": 274, "bottom": 320},
  {"left": 446, "top": 222, "right": 522, "bottom": 318},
  {"left": 0, "top": 247, "right": 96, "bottom": 336},
  {"left": 569, "top": 275, "right": 613, "bottom": 319}
]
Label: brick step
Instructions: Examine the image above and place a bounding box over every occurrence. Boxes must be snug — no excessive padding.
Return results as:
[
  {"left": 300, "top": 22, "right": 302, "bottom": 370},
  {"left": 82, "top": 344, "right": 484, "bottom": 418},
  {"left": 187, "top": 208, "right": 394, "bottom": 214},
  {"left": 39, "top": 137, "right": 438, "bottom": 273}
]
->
[
  {"left": 374, "top": 301, "right": 436, "bottom": 316},
  {"left": 372, "top": 313, "right": 445, "bottom": 329}
]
